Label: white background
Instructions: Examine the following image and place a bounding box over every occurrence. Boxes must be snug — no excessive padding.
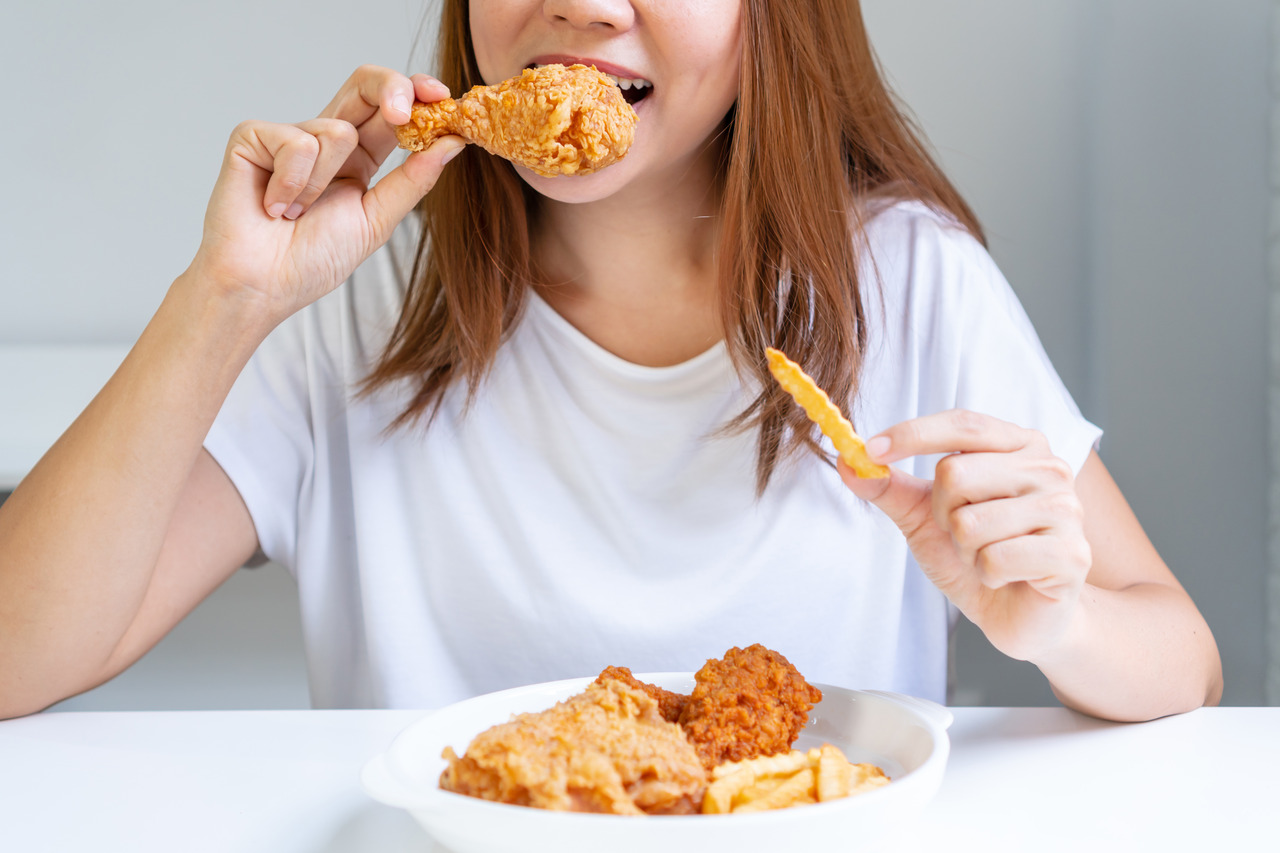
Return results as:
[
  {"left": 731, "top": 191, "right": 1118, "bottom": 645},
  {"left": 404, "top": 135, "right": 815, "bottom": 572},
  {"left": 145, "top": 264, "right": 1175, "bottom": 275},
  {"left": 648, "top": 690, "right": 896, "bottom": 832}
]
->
[{"left": 0, "top": 0, "right": 1270, "bottom": 709}]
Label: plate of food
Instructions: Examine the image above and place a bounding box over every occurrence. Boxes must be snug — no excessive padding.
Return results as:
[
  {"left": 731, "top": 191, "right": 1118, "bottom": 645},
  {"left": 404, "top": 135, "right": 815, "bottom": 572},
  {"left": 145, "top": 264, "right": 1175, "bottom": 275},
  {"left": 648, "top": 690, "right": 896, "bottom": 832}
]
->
[{"left": 363, "top": 645, "right": 952, "bottom": 853}]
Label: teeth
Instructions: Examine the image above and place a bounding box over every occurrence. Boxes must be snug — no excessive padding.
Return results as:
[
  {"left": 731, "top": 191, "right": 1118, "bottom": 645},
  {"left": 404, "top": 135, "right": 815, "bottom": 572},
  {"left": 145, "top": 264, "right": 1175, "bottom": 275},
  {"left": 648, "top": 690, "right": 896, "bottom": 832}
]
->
[
  {"left": 532, "top": 64, "right": 652, "bottom": 92},
  {"left": 602, "top": 73, "right": 652, "bottom": 91}
]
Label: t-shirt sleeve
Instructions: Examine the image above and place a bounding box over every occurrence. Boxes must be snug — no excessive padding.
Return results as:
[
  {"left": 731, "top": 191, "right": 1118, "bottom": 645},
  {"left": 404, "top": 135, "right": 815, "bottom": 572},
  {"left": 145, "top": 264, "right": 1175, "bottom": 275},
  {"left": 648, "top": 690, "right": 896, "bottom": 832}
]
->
[
  {"left": 951, "top": 232, "right": 1100, "bottom": 474},
  {"left": 864, "top": 205, "right": 1102, "bottom": 474},
  {"left": 203, "top": 311, "right": 316, "bottom": 570},
  {"left": 199, "top": 221, "right": 416, "bottom": 571}
]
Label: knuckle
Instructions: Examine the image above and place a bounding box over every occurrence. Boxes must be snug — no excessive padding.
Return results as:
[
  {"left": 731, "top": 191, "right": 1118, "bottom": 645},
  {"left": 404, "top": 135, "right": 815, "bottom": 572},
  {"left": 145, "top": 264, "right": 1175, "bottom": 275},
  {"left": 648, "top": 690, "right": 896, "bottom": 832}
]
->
[
  {"left": 896, "top": 420, "right": 925, "bottom": 450},
  {"left": 1043, "top": 489, "right": 1084, "bottom": 523},
  {"left": 275, "top": 174, "right": 310, "bottom": 193},
  {"left": 291, "top": 131, "right": 321, "bottom": 158},
  {"left": 330, "top": 119, "right": 359, "bottom": 146},
  {"left": 974, "top": 547, "right": 1005, "bottom": 588},
  {"left": 1023, "top": 428, "right": 1051, "bottom": 453},
  {"left": 1073, "top": 539, "right": 1094, "bottom": 572},
  {"left": 1041, "top": 455, "right": 1074, "bottom": 484},
  {"left": 950, "top": 408, "right": 986, "bottom": 435},
  {"left": 935, "top": 453, "right": 972, "bottom": 493},
  {"left": 948, "top": 505, "right": 981, "bottom": 545}
]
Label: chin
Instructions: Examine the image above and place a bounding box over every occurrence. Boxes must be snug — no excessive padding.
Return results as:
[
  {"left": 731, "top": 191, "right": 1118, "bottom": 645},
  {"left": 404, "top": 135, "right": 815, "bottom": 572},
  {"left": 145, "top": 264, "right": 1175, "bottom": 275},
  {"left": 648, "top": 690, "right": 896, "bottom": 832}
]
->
[{"left": 516, "top": 157, "right": 641, "bottom": 204}]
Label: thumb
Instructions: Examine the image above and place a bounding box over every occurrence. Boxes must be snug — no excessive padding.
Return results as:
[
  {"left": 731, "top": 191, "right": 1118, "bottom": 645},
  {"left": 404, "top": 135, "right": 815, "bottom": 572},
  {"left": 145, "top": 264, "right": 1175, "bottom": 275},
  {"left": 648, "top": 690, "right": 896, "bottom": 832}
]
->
[
  {"left": 362, "top": 135, "right": 466, "bottom": 242},
  {"left": 837, "top": 459, "right": 934, "bottom": 536}
]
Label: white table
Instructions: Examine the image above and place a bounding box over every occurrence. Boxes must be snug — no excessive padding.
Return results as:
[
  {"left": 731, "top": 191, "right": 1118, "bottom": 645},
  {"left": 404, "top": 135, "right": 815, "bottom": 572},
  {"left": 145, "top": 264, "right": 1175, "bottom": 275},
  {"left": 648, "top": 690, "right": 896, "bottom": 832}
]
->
[{"left": 0, "top": 707, "right": 1273, "bottom": 852}]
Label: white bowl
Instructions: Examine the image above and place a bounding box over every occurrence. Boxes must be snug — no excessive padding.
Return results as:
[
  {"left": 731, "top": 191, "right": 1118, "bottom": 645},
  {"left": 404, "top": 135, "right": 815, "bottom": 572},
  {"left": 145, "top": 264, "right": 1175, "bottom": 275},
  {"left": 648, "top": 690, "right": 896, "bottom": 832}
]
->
[{"left": 363, "top": 674, "right": 953, "bottom": 853}]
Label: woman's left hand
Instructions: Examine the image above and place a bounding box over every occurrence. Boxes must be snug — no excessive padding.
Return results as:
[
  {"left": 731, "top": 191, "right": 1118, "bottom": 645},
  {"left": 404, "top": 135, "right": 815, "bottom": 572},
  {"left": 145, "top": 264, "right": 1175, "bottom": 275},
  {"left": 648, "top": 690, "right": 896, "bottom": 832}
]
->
[{"left": 839, "top": 409, "right": 1091, "bottom": 663}]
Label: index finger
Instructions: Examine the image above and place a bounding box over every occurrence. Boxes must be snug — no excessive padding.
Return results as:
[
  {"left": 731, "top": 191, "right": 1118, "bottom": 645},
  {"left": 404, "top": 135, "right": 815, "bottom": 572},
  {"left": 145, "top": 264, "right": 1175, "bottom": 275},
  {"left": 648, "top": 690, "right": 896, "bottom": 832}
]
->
[
  {"left": 319, "top": 65, "right": 450, "bottom": 128},
  {"left": 868, "top": 410, "right": 1038, "bottom": 464}
]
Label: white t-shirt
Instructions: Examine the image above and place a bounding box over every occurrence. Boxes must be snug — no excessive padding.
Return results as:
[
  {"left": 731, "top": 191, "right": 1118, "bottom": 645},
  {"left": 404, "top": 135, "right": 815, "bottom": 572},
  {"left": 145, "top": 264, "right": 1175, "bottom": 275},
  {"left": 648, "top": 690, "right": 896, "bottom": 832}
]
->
[{"left": 203, "top": 201, "right": 1101, "bottom": 710}]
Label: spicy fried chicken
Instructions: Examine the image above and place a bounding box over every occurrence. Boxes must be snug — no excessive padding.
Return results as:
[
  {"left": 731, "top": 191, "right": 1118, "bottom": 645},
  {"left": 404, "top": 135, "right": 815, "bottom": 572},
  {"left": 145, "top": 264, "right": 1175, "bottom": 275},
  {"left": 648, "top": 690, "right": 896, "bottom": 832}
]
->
[
  {"left": 440, "top": 677, "right": 707, "bottom": 815},
  {"left": 678, "top": 644, "right": 824, "bottom": 770},
  {"left": 595, "top": 665, "right": 689, "bottom": 723},
  {"left": 395, "top": 64, "right": 637, "bottom": 177}
]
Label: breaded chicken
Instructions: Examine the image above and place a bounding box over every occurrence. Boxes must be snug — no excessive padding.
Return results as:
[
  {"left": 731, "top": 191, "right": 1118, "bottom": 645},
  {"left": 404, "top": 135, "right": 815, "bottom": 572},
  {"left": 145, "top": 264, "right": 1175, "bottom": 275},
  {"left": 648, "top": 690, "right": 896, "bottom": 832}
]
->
[
  {"left": 395, "top": 63, "right": 637, "bottom": 177},
  {"left": 440, "top": 678, "right": 707, "bottom": 815},
  {"left": 678, "top": 644, "right": 824, "bottom": 770},
  {"left": 594, "top": 666, "right": 689, "bottom": 723}
]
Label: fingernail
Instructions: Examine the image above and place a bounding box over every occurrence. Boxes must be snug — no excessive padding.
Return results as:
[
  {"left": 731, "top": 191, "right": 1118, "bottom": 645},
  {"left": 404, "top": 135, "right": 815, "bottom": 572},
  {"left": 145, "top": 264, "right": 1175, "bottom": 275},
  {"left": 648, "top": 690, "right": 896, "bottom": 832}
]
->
[
  {"left": 392, "top": 94, "right": 411, "bottom": 118},
  {"left": 284, "top": 203, "right": 304, "bottom": 220},
  {"left": 867, "top": 435, "right": 891, "bottom": 461},
  {"left": 266, "top": 202, "right": 287, "bottom": 218},
  {"left": 440, "top": 140, "right": 465, "bottom": 165}
]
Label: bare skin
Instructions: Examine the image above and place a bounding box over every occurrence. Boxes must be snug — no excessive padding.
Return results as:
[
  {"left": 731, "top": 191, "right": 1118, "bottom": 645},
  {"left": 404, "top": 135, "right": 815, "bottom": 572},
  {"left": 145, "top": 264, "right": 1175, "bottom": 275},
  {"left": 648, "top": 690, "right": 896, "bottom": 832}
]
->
[
  {"left": 840, "top": 416, "right": 1223, "bottom": 721},
  {"left": 0, "top": 1, "right": 1221, "bottom": 722},
  {"left": 0, "top": 67, "right": 464, "bottom": 719}
]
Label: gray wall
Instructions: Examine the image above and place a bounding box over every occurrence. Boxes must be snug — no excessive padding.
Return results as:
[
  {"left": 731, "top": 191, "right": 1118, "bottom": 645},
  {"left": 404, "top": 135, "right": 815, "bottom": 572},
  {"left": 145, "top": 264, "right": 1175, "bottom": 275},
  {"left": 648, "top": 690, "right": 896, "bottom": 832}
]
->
[
  {"left": 865, "top": 0, "right": 1271, "bottom": 705},
  {"left": 2, "top": 0, "right": 1270, "bottom": 709}
]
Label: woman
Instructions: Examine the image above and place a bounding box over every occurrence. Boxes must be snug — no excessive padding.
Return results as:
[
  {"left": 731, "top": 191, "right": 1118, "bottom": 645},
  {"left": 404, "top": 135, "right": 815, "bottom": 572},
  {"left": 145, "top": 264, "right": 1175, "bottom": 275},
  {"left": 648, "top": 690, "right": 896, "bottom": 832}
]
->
[{"left": 0, "top": 0, "right": 1221, "bottom": 719}]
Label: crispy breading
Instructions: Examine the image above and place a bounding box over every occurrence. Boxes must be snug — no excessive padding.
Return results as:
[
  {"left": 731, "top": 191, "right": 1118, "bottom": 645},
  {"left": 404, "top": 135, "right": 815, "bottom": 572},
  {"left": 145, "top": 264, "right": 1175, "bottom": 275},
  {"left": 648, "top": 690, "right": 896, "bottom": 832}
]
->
[
  {"left": 395, "top": 64, "right": 637, "bottom": 177},
  {"left": 594, "top": 666, "right": 689, "bottom": 723},
  {"left": 440, "top": 678, "right": 707, "bottom": 815},
  {"left": 678, "top": 644, "right": 824, "bottom": 770}
]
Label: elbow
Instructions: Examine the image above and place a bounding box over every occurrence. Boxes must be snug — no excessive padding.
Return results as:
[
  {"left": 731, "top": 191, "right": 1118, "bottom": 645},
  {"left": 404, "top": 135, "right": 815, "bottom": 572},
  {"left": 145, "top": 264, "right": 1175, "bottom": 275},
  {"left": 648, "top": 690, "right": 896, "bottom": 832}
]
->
[
  {"left": 0, "top": 697, "right": 52, "bottom": 721},
  {"left": 0, "top": 675, "right": 62, "bottom": 720},
  {"left": 0, "top": 657, "right": 110, "bottom": 721},
  {"left": 1202, "top": 655, "right": 1224, "bottom": 709}
]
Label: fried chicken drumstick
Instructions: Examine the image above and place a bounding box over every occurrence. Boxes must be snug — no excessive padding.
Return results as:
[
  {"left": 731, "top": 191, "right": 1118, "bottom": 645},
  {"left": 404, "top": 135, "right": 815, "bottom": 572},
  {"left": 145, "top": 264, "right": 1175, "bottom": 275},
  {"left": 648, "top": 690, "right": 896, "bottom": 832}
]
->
[
  {"left": 395, "top": 64, "right": 637, "bottom": 177},
  {"left": 597, "top": 646, "right": 824, "bottom": 771},
  {"left": 678, "top": 644, "right": 824, "bottom": 770}
]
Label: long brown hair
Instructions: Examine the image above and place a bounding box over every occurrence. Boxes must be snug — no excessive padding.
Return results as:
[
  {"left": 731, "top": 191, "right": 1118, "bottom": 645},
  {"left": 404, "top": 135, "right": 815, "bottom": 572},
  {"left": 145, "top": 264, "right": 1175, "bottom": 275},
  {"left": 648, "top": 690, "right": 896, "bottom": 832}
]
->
[{"left": 363, "top": 0, "right": 983, "bottom": 492}]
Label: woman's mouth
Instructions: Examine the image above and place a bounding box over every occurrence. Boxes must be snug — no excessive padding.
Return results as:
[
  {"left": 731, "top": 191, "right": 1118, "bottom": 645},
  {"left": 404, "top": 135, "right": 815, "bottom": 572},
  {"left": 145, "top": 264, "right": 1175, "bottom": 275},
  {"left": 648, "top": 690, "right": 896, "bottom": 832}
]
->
[
  {"left": 600, "top": 73, "right": 653, "bottom": 106},
  {"left": 529, "top": 62, "right": 654, "bottom": 106}
]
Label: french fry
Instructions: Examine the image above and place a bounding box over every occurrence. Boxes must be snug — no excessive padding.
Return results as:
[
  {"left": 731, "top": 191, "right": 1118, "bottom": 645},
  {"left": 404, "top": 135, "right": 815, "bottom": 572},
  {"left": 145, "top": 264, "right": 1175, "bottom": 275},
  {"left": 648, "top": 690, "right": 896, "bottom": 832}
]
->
[
  {"left": 711, "top": 749, "right": 813, "bottom": 780},
  {"left": 850, "top": 762, "right": 891, "bottom": 795},
  {"left": 702, "top": 767, "right": 756, "bottom": 814},
  {"left": 816, "top": 743, "right": 855, "bottom": 801},
  {"left": 765, "top": 347, "right": 890, "bottom": 479},
  {"left": 735, "top": 774, "right": 788, "bottom": 805},
  {"left": 732, "top": 767, "right": 816, "bottom": 813},
  {"left": 701, "top": 744, "right": 890, "bottom": 814}
]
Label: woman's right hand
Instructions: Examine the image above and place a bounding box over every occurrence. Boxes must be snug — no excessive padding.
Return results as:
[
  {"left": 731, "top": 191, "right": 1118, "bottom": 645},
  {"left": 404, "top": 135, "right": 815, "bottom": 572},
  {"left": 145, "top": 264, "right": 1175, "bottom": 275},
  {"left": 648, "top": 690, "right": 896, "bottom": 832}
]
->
[{"left": 185, "top": 66, "right": 463, "bottom": 328}]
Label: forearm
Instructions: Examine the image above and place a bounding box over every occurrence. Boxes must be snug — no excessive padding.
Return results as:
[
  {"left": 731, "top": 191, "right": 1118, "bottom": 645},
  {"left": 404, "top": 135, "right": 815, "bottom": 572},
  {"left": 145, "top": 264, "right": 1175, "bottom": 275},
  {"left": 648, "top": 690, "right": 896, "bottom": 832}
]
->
[
  {"left": 1031, "top": 581, "right": 1223, "bottom": 722},
  {"left": 0, "top": 274, "right": 269, "bottom": 711}
]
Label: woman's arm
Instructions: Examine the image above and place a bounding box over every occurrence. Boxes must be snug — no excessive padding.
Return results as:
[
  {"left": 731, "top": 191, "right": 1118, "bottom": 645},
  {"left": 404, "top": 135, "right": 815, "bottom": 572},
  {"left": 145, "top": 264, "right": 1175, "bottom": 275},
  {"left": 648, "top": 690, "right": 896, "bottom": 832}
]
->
[
  {"left": 840, "top": 410, "right": 1221, "bottom": 721},
  {"left": 0, "top": 297, "right": 265, "bottom": 718},
  {"left": 0, "top": 67, "right": 463, "bottom": 719},
  {"left": 1030, "top": 452, "right": 1222, "bottom": 718}
]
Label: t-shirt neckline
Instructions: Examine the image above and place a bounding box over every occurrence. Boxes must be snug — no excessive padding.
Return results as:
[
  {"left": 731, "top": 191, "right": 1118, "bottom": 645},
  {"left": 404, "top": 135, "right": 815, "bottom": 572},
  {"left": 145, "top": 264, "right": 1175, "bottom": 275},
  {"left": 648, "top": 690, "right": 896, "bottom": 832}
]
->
[{"left": 522, "top": 288, "right": 731, "bottom": 384}]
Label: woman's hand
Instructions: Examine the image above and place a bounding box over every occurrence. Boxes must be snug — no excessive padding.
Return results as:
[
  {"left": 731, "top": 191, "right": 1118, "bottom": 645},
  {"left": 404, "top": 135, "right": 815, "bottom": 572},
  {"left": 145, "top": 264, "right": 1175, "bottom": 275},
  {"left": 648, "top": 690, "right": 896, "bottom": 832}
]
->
[
  {"left": 839, "top": 410, "right": 1091, "bottom": 663},
  {"left": 185, "top": 66, "right": 464, "bottom": 329}
]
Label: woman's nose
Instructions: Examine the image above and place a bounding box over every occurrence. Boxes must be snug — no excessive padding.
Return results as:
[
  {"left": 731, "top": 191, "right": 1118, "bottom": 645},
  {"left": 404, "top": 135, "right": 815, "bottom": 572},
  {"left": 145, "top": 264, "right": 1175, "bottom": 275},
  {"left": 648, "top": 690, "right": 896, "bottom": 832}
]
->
[{"left": 542, "top": 0, "right": 636, "bottom": 31}]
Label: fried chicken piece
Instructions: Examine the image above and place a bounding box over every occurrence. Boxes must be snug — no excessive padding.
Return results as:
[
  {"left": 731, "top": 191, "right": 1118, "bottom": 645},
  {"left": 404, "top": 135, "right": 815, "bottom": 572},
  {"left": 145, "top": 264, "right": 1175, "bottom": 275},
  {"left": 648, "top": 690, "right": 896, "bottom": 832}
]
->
[
  {"left": 440, "top": 678, "right": 707, "bottom": 815},
  {"left": 677, "top": 644, "right": 824, "bottom": 770},
  {"left": 395, "top": 64, "right": 637, "bottom": 177},
  {"left": 594, "top": 666, "right": 689, "bottom": 723}
]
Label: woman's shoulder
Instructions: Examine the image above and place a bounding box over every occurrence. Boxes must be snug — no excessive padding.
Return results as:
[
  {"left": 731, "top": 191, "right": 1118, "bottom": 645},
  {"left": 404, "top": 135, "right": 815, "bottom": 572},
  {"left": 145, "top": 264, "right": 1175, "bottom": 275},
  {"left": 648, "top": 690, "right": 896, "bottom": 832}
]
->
[
  {"left": 857, "top": 197, "right": 1002, "bottom": 304},
  {"left": 855, "top": 196, "right": 1042, "bottom": 374},
  {"left": 859, "top": 198, "right": 985, "bottom": 265}
]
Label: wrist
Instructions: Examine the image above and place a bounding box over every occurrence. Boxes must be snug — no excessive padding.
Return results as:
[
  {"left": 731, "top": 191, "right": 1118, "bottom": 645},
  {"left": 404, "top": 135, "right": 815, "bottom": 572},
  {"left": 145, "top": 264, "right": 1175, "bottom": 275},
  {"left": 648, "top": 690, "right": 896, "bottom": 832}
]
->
[
  {"left": 1023, "top": 584, "right": 1097, "bottom": 672},
  {"left": 169, "top": 262, "right": 285, "bottom": 346}
]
